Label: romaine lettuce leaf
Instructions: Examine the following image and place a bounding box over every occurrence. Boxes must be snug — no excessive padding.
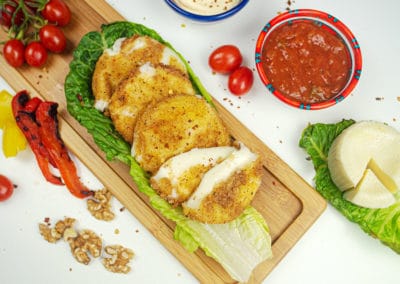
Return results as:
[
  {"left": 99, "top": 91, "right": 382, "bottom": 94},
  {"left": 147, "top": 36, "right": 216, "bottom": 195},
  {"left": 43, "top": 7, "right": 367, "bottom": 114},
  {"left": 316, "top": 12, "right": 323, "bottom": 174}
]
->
[
  {"left": 65, "top": 21, "right": 272, "bottom": 282},
  {"left": 299, "top": 119, "right": 400, "bottom": 253}
]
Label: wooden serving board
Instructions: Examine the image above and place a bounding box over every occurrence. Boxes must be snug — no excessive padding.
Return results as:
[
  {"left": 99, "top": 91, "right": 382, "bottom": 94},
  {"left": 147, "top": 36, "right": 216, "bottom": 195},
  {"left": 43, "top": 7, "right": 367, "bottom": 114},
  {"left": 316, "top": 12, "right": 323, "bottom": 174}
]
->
[{"left": 0, "top": 0, "right": 326, "bottom": 283}]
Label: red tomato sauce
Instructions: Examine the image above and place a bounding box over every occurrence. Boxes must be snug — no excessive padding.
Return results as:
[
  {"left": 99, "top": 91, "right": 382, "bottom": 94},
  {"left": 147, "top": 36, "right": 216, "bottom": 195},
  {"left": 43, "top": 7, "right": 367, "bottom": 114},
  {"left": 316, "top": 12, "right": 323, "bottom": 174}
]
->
[{"left": 261, "top": 20, "right": 351, "bottom": 104}]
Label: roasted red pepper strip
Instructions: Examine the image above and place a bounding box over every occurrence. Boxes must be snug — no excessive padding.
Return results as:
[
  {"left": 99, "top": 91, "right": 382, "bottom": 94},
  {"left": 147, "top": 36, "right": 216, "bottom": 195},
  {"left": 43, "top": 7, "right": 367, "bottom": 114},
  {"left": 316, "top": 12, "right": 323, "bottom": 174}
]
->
[
  {"left": 35, "top": 102, "right": 94, "bottom": 198},
  {"left": 11, "top": 91, "right": 63, "bottom": 185}
]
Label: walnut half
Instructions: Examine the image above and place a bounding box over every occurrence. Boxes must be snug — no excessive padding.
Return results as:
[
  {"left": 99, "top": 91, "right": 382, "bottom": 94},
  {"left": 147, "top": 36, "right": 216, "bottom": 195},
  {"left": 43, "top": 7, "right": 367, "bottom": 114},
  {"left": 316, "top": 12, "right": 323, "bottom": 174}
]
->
[
  {"left": 68, "top": 229, "right": 102, "bottom": 265},
  {"left": 39, "top": 217, "right": 76, "bottom": 243},
  {"left": 87, "top": 189, "right": 115, "bottom": 221},
  {"left": 102, "top": 245, "right": 134, "bottom": 274}
]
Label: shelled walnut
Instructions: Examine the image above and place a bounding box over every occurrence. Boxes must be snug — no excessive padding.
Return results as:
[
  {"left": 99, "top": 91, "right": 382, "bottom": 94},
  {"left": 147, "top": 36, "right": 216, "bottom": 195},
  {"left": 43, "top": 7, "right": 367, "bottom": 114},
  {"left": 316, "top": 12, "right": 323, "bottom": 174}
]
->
[
  {"left": 68, "top": 229, "right": 102, "bottom": 265},
  {"left": 102, "top": 245, "right": 135, "bottom": 274},
  {"left": 87, "top": 188, "right": 115, "bottom": 221},
  {"left": 39, "top": 217, "right": 76, "bottom": 243}
]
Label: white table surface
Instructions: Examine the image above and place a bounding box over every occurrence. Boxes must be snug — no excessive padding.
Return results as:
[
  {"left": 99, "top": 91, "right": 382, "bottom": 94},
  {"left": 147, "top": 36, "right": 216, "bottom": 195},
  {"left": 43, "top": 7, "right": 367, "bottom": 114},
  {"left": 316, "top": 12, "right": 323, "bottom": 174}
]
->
[{"left": 1, "top": 0, "right": 399, "bottom": 283}]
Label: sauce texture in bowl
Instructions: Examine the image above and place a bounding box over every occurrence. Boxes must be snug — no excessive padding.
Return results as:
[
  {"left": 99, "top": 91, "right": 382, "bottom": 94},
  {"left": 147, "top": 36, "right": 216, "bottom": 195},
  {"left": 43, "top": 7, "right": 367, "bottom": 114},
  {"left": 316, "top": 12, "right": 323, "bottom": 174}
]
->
[{"left": 255, "top": 9, "right": 362, "bottom": 110}]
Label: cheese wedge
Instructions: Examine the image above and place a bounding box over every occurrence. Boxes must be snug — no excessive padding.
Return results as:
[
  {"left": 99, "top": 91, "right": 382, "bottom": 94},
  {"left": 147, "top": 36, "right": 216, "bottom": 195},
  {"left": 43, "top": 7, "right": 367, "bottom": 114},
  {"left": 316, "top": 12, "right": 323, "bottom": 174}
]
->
[
  {"left": 343, "top": 169, "right": 396, "bottom": 208},
  {"left": 328, "top": 121, "right": 400, "bottom": 208},
  {"left": 328, "top": 121, "right": 400, "bottom": 192}
]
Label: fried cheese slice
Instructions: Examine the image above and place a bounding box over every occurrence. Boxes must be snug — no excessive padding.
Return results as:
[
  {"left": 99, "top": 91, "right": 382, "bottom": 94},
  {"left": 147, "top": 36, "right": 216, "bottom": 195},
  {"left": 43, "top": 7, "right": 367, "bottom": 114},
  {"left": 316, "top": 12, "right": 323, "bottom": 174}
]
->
[
  {"left": 132, "top": 94, "right": 232, "bottom": 174},
  {"left": 92, "top": 35, "right": 186, "bottom": 112}
]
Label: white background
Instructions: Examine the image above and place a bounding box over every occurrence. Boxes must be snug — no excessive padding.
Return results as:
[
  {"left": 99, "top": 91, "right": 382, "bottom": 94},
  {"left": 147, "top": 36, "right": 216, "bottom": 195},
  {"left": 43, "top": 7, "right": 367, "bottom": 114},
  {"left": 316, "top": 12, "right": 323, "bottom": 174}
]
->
[{"left": 1, "top": 0, "right": 399, "bottom": 283}]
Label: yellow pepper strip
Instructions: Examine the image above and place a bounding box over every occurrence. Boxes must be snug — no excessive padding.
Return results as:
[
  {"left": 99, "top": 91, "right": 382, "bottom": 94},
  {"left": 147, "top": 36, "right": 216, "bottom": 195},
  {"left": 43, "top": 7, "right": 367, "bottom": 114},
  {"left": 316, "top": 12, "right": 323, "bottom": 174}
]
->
[{"left": 0, "top": 90, "right": 27, "bottom": 157}]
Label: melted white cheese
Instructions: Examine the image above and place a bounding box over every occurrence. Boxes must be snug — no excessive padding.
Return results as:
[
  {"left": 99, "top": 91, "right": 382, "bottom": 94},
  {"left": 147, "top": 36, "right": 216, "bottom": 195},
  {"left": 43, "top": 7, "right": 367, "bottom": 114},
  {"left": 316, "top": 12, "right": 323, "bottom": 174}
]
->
[
  {"left": 138, "top": 62, "right": 156, "bottom": 77},
  {"left": 152, "top": 146, "right": 235, "bottom": 186},
  {"left": 184, "top": 143, "right": 257, "bottom": 209},
  {"left": 94, "top": 100, "right": 109, "bottom": 112},
  {"left": 105, "top": 37, "right": 126, "bottom": 56},
  {"left": 161, "top": 47, "right": 185, "bottom": 69}
]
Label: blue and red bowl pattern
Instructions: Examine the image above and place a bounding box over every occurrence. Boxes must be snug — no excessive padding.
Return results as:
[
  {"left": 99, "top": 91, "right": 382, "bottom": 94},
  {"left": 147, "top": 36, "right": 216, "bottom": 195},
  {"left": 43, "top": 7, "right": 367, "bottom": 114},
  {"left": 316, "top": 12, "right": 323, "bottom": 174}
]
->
[
  {"left": 164, "top": 0, "right": 249, "bottom": 22},
  {"left": 255, "top": 9, "right": 363, "bottom": 110}
]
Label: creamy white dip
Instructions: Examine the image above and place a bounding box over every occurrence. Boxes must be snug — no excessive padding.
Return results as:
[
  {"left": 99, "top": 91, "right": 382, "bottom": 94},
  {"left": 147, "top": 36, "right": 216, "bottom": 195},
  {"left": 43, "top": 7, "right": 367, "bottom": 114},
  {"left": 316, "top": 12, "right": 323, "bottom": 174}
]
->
[{"left": 174, "top": 0, "right": 241, "bottom": 16}]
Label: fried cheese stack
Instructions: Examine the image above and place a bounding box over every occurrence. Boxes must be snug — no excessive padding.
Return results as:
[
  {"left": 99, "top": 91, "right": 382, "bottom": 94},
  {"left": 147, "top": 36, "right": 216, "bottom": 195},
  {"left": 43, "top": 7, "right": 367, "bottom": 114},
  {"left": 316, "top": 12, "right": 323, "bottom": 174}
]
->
[{"left": 92, "top": 35, "right": 262, "bottom": 224}]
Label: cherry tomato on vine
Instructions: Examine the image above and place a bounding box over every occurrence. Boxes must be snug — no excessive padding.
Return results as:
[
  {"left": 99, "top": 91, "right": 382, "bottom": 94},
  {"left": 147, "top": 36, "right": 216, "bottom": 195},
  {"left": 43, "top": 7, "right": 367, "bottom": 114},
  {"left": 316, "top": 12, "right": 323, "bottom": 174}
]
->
[
  {"left": 0, "top": 174, "right": 14, "bottom": 201},
  {"left": 25, "top": 42, "right": 48, "bottom": 67},
  {"left": 228, "top": 66, "right": 254, "bottom": 96},
  {"left": 41, "top": 0, "right": 71, "bottom": 27},
  {"left": 208, "top": 45, "right": 243, "bottom": 74},
  {"left": 3, "top": 39, "right": 25, "bottom": 67},
  {"left": 39, "top": 25, "right": 66, "bottom": 53},
  {"left": 0, "top": 3, "right": 24, "bottom": 28}
]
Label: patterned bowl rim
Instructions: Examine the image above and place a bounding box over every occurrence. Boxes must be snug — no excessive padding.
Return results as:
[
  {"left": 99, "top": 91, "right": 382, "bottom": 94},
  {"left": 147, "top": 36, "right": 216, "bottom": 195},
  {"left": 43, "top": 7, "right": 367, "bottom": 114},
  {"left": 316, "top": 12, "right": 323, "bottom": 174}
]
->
[
  {"left": 164, "top": 0, "right": 250, "bottom": 22},
  {"left": 255, "top": 9, "right": 363, "bottom": 110}
]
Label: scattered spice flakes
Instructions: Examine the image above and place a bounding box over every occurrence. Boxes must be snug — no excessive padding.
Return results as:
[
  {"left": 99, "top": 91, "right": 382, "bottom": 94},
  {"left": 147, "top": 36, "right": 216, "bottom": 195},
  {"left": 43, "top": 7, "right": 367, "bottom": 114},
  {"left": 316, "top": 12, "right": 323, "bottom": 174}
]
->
[
  {"left": 119, "top": 206, "right": 126, "bottom": 212},
  {"left": 286, "top": 0, "right": 295, "bottom": 11},
  {"left": 114, "top": 228, "right": 120, "bottom": 235},
  {"left": 375, "top": 96, "right": 385, "bottom": 101},
  {"left": 305, "top": 156, "right": 312, "bottom": 161},
  {"left": 181, "top": 23, "right": 186, "bottom": 28}
]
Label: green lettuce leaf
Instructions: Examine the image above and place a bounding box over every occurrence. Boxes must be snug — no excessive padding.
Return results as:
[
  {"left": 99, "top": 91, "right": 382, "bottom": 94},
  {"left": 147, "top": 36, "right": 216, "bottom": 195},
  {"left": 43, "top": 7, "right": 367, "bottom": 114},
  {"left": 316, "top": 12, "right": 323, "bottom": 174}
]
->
[
  {"left": 299, "top": 119, "right": 400, "bottom": 253},
  {"left": 65, "top": 21, "right": 272, "bottom": 281}
]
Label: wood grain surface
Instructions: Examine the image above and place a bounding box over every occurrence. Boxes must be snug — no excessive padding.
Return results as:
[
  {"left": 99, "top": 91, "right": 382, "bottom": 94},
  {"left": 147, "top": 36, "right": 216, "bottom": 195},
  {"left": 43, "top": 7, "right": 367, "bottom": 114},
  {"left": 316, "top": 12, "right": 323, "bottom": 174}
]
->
[{"left": 0, "top": 0, "right": 326, "bottom": 283}]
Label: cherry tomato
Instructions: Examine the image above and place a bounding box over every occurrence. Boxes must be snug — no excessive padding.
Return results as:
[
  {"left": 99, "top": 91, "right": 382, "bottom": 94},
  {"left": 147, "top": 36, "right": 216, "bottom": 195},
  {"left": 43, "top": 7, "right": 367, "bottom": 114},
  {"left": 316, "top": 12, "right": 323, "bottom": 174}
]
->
[
  {"left": 0, "top": 174, "right": 14, "bottom": 201},
  {"left": 0, "top": 3, "right": 24, "bottom": 28},
  {"left": 208, "top": 45, "right": 243, "bottom": 74},
  {"left": 228, "top": 66, "right": 254, "bottom": 96},
  {"left": 3, "top": 39, "right": 25, "bottom": 67},
  {"left": 41, "top": 0, "right": 71, "bottom": 27},
  {"left": 25, "top": 42, "right": 48, "bottom": 67},
  {"left": 39, "top": 25, "right": 67, "bottom": 53}
]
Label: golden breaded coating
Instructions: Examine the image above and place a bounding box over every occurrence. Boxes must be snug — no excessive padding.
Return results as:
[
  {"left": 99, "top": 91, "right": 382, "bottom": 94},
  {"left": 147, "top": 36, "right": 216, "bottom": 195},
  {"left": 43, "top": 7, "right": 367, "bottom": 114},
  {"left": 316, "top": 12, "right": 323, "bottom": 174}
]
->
[
  {"left": 92, "top": 35, "right": 186, "bottom": 112},
  {"left": 182, "top": 158, "right": 262, "bottom": 224},
  {"left": 108, "top": 63, "right": 195, "bottom": 143},
  {"left": 132, "top": 94, "right": 232, "bottom": 174}
]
